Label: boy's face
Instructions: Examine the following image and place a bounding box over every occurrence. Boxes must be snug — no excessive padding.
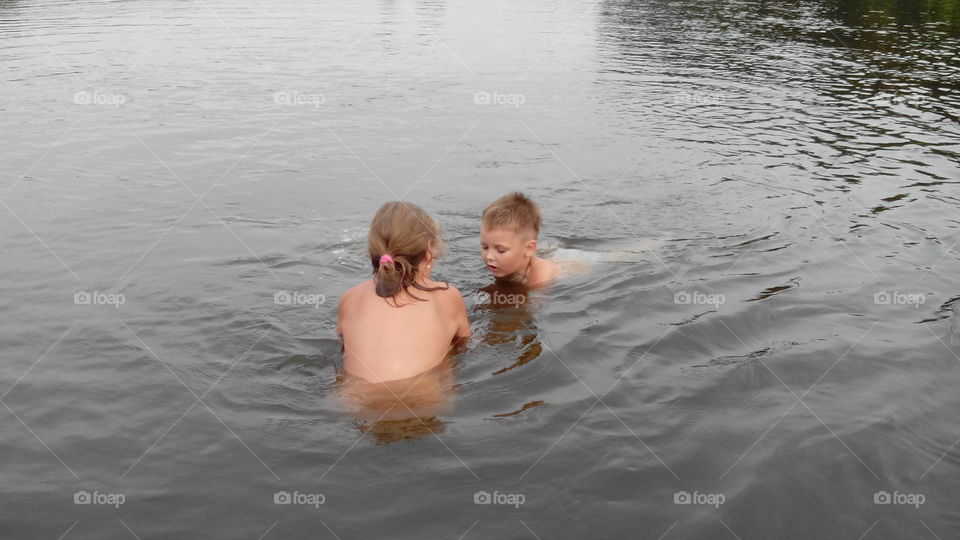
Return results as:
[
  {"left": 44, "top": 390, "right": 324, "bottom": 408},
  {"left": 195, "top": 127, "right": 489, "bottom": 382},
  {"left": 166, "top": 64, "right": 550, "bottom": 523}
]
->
[{"left": 480, "top": 226, "right": 536, "bottom": 280}]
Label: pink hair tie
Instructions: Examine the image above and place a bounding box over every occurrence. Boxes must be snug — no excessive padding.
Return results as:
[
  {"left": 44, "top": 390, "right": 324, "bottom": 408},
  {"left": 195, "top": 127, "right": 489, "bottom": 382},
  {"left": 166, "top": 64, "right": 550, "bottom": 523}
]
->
[{"left": 379, "top": 254, "right": 394, "bottom": 265}]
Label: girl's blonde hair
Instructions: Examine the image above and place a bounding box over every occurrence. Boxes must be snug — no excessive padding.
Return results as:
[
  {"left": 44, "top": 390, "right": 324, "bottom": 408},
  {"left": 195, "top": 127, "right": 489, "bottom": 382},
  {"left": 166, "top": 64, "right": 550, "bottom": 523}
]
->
[{"left": 368, "top": 201, "right": 448, "bottom": 304}]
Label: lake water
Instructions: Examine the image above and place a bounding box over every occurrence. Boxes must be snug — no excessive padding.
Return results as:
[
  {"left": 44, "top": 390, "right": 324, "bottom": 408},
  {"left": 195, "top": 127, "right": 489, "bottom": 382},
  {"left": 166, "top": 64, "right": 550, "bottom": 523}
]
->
[{"left": 2, "top": 0, "right": 959, "bottom": 537}]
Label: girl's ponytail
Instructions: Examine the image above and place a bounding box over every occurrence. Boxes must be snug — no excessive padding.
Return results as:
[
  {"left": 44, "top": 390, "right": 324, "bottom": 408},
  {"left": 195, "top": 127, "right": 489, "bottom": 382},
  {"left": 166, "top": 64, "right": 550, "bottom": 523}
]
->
[
  {"left": 373, "top": 254, "right": 414, "bottom": 298},
  {"left": 368, "top": 201, "right": 450, "bottom": 305}
]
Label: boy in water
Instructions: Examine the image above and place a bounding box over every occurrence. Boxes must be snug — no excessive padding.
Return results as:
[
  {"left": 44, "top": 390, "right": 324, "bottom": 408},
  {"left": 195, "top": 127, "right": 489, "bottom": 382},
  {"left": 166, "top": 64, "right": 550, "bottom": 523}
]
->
[{"left": 480, "top": 193, "right": 560, "bottom": 288}]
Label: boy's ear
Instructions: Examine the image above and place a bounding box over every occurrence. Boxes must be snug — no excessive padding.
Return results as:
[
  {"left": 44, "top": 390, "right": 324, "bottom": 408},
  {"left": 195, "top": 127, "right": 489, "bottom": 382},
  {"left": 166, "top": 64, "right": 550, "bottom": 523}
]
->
[{"left": 524, "top": 238, "right": 537, "bottom": 257}]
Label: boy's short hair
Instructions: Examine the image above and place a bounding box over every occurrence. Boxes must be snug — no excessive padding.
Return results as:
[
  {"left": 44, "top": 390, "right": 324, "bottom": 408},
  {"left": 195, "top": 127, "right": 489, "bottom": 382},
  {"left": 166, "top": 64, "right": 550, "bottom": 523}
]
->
[{"left": 482, "top": 192, "right": 541, "bottom": 239}]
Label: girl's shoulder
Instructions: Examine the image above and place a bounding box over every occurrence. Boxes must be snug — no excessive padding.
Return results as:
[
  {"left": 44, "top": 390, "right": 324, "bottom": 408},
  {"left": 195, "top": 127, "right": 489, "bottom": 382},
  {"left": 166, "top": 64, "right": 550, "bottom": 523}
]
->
[
  {"left": 434, "top": 282, "right": 467, "bottom": 311},
  {"left": 409, "top": 279, "right": 462, "bottom": 309},
  {"left": 425, "top": 279, "right": 462, "bottom": 298},
  {"left": 343, "top": 279, "right": 461, "bottom": 307},
  {"left": 341, "top": 279, "right": 375, "bottom": 300},
  {"left": 423, "top": 277, "right": 454, "bottom": 289}
]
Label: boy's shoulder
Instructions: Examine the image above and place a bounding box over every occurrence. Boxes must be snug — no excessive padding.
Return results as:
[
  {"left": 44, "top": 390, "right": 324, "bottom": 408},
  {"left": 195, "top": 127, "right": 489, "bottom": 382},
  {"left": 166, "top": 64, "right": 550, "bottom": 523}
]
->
[
  {"left": 537, "top": 255, "right": 559, "bottom": 271},
  {"left": 529, "top": 256, "right": 560, "bottom": 287}
]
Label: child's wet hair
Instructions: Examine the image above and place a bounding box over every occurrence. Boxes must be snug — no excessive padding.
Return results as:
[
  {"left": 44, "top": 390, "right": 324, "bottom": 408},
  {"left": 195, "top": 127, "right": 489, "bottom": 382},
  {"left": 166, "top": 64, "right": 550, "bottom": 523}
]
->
[
  {"left": 481, "top": 192, "right": 541, "bottom": 239},
  {"left": 368, "top": 201, "right": 449, "bottom": 304}
]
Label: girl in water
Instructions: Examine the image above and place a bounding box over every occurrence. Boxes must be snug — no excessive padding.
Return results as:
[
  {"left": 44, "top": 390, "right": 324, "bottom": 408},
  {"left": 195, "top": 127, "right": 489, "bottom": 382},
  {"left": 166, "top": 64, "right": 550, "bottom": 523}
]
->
[{"left": 337, "top": 201, "right": 471, "bottom": 383}]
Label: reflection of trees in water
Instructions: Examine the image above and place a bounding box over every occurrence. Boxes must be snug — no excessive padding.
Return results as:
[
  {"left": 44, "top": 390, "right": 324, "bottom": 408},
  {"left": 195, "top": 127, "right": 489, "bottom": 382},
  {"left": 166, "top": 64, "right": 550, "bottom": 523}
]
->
[
  {"left": 598, "top": 0, "right": 958, "bottom": 82},
  {"left": 812, "top": 0, "right": 959, "bottom": 112},
  {"left": 813, "top": 0, "right": 959, "bottom": 125},
  {"left": 601, "top": 0, "right": 957, "bottom": 38},
  {"left": 822, "top": 0, "right": 958, "bottom": 32},
  {"left": 474, "top": 282, "right": 543, "bottom": 375},
  {"left": 598, "top": 0, "right": 958, "bottom": 202}
]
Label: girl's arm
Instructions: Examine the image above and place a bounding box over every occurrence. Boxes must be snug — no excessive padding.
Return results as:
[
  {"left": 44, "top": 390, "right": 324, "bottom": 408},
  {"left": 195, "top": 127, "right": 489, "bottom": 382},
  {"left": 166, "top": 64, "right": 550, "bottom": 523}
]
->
[
  {"left": 336, "top": 289, "right": 351, "bottom": 340},
  {"left": 449, "top": 287, "right": 472, "bottom": 341}
]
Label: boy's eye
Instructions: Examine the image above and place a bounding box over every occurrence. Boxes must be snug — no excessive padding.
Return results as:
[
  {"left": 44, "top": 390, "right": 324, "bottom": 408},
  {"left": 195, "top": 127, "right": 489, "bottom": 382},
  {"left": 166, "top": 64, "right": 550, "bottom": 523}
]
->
[{"left": 497, "top": 248, "right": 506, "bottom": 254}]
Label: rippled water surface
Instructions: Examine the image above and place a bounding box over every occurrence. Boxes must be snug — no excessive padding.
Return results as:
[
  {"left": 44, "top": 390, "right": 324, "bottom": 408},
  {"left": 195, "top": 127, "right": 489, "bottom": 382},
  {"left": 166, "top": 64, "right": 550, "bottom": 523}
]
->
[{"left": 2, "top": 0, "right": 959, "bottom": 537}]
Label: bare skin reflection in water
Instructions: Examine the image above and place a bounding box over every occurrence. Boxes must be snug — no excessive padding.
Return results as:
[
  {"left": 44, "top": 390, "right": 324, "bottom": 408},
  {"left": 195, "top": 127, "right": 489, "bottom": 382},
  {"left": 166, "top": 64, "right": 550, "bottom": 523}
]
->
[
  {"left": 336, "top": 355, "right": 458, "bottom": 444},
  {"left": 473, "top": 281, "right": 550, "bottom": 419},
  {"left": 474, "top": 282, "right": 543, "bottom": 375}
]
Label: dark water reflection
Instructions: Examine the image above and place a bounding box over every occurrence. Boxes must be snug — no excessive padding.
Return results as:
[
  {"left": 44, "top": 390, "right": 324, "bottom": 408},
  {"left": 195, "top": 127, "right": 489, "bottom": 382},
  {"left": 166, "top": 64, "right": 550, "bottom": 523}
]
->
[
  {"left": 474, "top": 282, "right": 544, "bottom": 375},
  {"left": 1, "top": 0, "right": 959, "bottom": 537}
]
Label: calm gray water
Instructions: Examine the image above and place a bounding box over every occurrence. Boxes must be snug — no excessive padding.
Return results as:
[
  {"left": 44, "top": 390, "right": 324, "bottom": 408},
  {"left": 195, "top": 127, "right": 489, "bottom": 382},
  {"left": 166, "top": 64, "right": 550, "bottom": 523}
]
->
[{"left": 2, "top": 0, "right": 959, "bottom": 537}]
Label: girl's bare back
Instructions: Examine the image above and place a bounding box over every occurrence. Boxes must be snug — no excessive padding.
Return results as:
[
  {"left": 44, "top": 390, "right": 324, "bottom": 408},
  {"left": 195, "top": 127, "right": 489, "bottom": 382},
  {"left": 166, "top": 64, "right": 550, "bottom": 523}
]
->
[{"left": 338, "top": 279, "right": 469, "bottom": 383}]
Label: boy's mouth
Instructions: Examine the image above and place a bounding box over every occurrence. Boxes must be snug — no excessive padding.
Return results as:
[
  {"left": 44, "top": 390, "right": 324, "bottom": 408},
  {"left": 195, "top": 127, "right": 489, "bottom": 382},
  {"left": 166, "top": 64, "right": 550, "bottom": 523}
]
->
[{"left": 487, "top": 264, "right": 499, "bottom": 273}]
